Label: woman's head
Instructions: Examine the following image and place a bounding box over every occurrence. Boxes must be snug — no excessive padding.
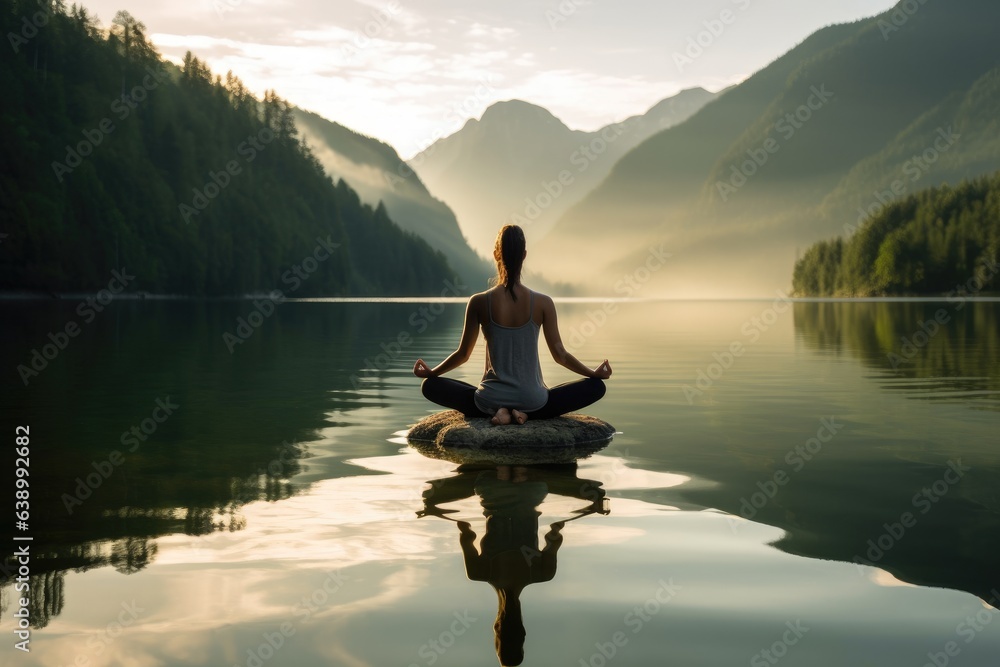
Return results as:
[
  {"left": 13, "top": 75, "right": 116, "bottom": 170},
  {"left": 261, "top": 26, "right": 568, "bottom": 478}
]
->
[{"left": 493, "top": 225, "right": 526, "bottom": 301}]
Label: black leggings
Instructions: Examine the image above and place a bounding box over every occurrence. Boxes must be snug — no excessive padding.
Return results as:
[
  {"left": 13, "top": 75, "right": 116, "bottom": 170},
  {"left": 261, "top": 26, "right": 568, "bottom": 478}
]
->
[{"left": 421, "top": 376, "right": 606, "bottom": 420}]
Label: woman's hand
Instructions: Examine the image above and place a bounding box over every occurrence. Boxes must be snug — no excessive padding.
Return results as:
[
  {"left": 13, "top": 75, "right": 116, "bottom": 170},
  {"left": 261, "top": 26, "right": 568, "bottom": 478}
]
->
[
  {"left": 592, "top": 360, "right": 612, "bottom": 379},
  {"left": 413, "top": 358, "right": 434, "bottom": 378}
]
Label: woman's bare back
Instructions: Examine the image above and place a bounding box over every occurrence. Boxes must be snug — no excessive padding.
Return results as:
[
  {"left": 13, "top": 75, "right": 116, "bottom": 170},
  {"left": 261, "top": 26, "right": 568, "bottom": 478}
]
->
[{"left": 483, "top": 284, "right": 543, "bottom": 329}]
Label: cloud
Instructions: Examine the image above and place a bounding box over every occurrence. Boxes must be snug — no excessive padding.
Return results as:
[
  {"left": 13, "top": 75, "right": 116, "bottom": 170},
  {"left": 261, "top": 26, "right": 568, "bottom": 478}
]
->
[
  {"left": 90, "top": 0, "right": 893, "bottom": 153},
  {"left": 466, "top": 21, "right": 519, "bottom": 41}
]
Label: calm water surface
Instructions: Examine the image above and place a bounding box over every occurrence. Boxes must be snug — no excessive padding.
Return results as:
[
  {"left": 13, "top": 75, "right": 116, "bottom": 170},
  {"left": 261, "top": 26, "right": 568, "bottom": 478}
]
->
[{"left": 1, "top": 299, "right": 998, "bottom": 666}]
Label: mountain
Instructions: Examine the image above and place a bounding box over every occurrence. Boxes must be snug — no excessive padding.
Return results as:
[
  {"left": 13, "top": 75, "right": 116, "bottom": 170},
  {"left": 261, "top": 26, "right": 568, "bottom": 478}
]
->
[
  {"left": 534, "top": 0, "right": 1000, "bottom": 296},
  {"left": 0, "top": 2, "right": 454, "bottom": 296},
  {"left": 293, "top": 108, "right": 492, "bottom": 289},
  {"left": 618, "top": 86, "right": 730, "bottom": 139},
  {"left": 407, "top": 88, "right": 718, "bottom": 256}
]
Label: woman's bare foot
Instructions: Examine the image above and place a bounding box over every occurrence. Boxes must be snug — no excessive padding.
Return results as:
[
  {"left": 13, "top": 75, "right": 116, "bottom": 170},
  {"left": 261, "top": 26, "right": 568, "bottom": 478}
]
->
[
  {"left": 491, "top": 408, "right": 512, "bottom": 425},
  {"left": 512, "top": 409, "right": 528, "bottom": 425}
]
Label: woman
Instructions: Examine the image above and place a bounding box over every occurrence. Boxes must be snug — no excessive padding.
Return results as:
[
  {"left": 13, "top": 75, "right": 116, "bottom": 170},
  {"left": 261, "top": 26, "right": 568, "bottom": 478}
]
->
[{"left": 413, "top": 224, "right": 611, "bottom": 425}]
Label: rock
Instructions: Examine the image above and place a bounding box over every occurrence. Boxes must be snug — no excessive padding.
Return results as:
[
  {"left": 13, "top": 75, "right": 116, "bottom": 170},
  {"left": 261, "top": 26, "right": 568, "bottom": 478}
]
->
[{"left": 407, "top": 410, "right": 616, "bottom": 466}]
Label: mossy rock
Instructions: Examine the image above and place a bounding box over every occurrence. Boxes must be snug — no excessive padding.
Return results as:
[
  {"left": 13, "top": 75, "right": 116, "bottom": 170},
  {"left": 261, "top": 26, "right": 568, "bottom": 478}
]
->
[{"left": 407, "top": 410, "right": 615, "bottom": 465}]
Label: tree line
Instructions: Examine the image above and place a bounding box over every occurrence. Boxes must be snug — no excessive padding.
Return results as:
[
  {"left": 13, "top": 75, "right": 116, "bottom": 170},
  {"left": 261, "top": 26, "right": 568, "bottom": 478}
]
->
[
  {"left": 793, "top": 172, "right": 1000, "bottom": 296},
  {"left": 0, "top": 1, "right": 454, "bottom": 295}
]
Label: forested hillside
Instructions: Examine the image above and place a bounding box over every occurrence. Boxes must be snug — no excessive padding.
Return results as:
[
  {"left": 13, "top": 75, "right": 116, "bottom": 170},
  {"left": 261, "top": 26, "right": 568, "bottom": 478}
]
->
[
  {"left": 793, "top": 173, "right": 1000, "bottom": 296},
  {"left": 818, "top": 66, "right": 1000, "bottom": 232},
  {"left": 0, "top": 0, "right": 454, "bottom": 296},
  {"left": 293, "top": 107, "right": 491, "bottom": 289}
]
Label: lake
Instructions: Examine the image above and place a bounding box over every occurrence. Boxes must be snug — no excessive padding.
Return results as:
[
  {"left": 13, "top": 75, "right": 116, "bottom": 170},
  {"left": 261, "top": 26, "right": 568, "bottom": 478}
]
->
[{"left": 1, "top": 298, "right": 999, "bottom": 666}]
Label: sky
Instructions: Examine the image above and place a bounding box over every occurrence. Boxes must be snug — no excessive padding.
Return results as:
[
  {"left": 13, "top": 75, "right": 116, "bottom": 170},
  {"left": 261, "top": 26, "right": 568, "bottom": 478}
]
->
[{"left": 82, "top": 0, "right": 894, "bottom": 159}]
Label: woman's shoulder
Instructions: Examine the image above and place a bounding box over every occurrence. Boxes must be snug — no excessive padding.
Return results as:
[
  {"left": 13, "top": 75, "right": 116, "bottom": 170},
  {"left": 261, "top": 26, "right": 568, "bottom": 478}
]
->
[
  {"left": 468, "top": 289, "right": 493, "bottom": 305},
  {"left": 529, "top": 287, "right": 551, "bottom": 300},
  {"left": 467, "top": 290, "right": 492, "bottom": 318},
  {"left": 471, "top": 285, "right": 551, "bottom": 305},
  {"left": 529, "top": 288, "right": 553, "bottom": 307}
]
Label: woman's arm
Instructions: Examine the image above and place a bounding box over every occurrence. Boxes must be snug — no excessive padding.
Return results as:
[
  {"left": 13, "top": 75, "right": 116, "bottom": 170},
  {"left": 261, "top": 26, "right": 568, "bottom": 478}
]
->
[
  {"left": 413, "top": 295, "right": 481, "bottom": 378},
  {"left": 540, "top": 295, "right": 613, "bottom": 379}
]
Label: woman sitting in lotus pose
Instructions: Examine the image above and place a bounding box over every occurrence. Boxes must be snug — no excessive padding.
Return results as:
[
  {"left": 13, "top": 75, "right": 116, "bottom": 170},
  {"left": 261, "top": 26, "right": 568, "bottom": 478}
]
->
[{"left": 413, "top": 224, "right": 611, "bottom": 425}]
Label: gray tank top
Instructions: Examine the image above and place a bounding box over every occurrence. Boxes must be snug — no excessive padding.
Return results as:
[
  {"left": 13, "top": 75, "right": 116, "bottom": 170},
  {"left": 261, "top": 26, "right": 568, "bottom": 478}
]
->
[{"left": 474, "top": 290, "right": 549, "bottom": 413}]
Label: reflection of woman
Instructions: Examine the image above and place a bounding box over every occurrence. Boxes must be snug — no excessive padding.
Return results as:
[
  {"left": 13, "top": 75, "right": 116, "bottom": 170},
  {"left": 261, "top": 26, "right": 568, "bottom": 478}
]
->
[
  {"left": 413, "top": 224, "right": 612, "bottom": 426},
  {"left": 419, "top": 465, "right": 608, "bottom": 667}
]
